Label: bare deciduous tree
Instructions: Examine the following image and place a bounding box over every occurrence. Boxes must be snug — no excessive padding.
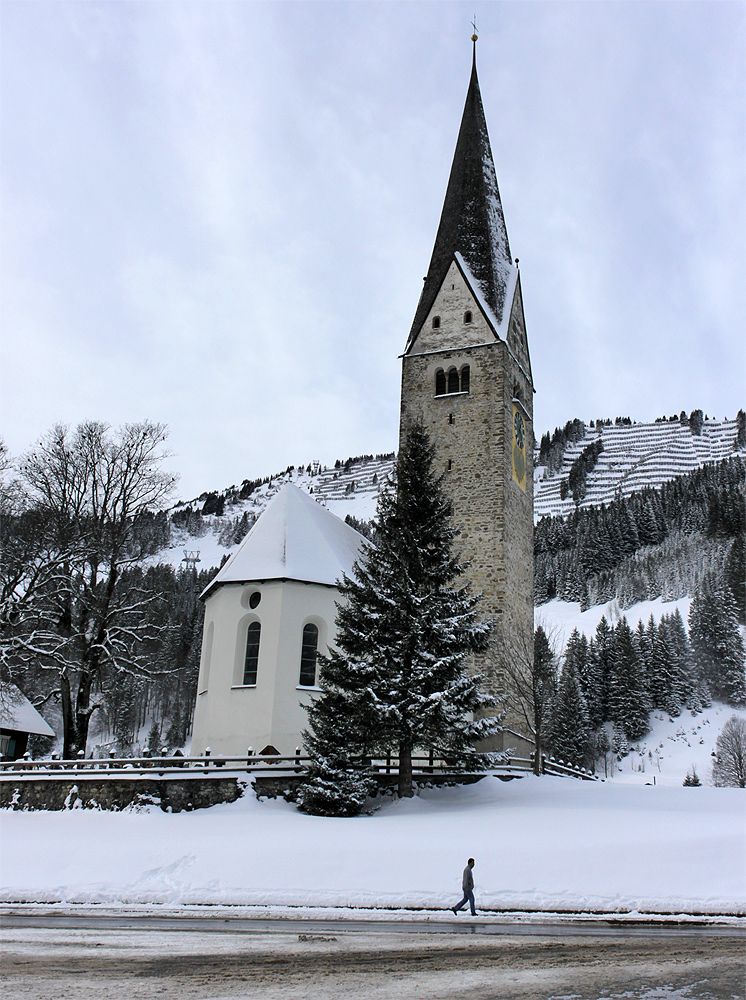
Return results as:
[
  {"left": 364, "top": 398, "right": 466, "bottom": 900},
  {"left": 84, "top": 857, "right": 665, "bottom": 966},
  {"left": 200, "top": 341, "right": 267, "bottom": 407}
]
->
[
  {"left": 712, "top": 714, "right": 746, "bottom": 787},
  {"left": 0, "top": 422, "right": 177, "bottom": 757},
  {"left": 498, "top": 624, "right": 558, "bottom": 774}
]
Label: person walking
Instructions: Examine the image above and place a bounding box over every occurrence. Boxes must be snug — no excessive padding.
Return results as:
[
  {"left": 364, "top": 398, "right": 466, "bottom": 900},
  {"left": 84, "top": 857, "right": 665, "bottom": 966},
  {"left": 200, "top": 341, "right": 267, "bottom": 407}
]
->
[{"left": 451, "top": 857, "right": 476, "bottom": 915}]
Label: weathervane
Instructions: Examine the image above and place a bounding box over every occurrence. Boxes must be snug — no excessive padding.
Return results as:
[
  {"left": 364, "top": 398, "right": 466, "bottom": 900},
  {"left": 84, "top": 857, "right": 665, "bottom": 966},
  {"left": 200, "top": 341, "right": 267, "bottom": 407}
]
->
[{"left": 471, "top": 15, "right": 478, "bottom": 61}]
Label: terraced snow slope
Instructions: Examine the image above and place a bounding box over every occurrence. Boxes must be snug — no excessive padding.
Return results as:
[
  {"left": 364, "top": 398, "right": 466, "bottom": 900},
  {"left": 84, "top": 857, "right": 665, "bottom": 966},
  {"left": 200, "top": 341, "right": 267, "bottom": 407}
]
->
[{"left": 533, "top": 417, "right": 743, "bottom": 521}]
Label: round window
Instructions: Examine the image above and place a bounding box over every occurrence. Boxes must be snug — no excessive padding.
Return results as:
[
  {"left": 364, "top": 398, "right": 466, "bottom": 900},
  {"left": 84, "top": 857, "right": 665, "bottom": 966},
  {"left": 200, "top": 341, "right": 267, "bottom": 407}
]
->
[{"left": 248, "top": 591, "right": 261, "bottom": 609}]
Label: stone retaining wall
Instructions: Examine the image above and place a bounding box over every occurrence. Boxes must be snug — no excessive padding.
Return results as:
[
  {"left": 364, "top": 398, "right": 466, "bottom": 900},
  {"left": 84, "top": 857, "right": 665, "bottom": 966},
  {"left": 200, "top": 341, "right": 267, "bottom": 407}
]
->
[{"left": 0, "top": 775, "right": 244, "bottom": 812}]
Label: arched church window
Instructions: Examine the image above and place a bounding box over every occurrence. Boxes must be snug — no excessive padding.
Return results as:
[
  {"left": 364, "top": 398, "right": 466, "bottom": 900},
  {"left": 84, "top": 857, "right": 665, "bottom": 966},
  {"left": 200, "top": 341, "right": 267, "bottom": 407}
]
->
[
  {"left": 447, "top": 367, "right": 459, "bottom": 394},
  {"left": 299, "top": 623, "right": 319, "bottom": 687},
  {"left": 464, "top": 310, "right": 472, "bottom": 324},
  {"left": 435, "top": 369, "right": 446, "bottom": 396},
  {"left": 460, "top": 365, "right": 470, "bottom": 393},
  {"left": 243, "top": 622, "right": 261, "bottom": 685},
  {"left": 432, "top": 316, "right": 441, "bottom": 329}
]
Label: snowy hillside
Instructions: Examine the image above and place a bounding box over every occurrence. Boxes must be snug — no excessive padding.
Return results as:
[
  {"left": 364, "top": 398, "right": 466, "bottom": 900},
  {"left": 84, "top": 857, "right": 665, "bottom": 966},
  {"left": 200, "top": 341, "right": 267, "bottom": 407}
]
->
[
  {"left": 537, "top": 596, "right": 746, "bottom": 786},
  {"left": 159, "top": 414, "right": 743, "bottom": 571},
  {"left": 534, "top": 416, "right": 743, "bottom": 521},
  {"left": 162, "top": 456, "right": 394, "bottom": 570}
]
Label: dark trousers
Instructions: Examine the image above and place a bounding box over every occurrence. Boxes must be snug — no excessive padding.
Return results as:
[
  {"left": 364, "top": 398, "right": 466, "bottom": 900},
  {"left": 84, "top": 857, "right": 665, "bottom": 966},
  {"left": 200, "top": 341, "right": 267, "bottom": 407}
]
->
[{"left": 454, "top": 888, "right": 476, "bottom": 914}]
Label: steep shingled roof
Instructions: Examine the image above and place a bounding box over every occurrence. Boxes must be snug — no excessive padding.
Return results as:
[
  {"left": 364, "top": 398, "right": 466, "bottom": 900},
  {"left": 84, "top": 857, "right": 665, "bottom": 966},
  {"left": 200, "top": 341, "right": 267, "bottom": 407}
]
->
[
  {"left": 406, "top": 56, "right": 513, "bottom": 352},
  {"left": 201, "top": 484, "right": 366, "bottom": 598}
]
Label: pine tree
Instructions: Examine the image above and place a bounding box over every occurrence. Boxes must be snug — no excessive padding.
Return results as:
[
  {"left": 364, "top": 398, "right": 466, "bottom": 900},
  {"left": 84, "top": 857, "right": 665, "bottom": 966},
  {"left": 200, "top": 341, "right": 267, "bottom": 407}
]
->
[
  {"left": 146, "top": 719, "right": 161, "bottom": 754},
  {"left": 689, "top": 580, "right": 746, "bottom": 705},
  {"left": 724, "top": 532, "right": 745, "bottom": 625},
  {"left": 607, "top": 618, "right": 649, "bottom": 740},
  {"left": 683, "top": 766, "right": 701, "bottom": 787},
  {"left": 549, "top": 656, "right": 591, "bottom": 768},
  {"left": 660, "top": 609, "right": 694, "bottom": 712},
  {"left": 532, "top": 626, "right": 558, "bottom": 772},
  {"left": 611, "top": 722, "right": 628, "bottom": 758},
  {"left": 299, "top": 423, "right": 499, "bottom": 812},
  {"left": 566, "top": 629, "right": 602, "bottom": 729},
  {"left": 647, "top": 619, "right": 674, "bottom": 712},
  {"left": 590, "top": 616, "right": 614, "bottom": 721}
]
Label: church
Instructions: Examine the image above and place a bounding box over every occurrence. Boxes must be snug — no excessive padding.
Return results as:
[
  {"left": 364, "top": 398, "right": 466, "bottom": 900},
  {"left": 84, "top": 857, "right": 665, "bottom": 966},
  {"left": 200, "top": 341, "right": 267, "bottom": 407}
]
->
[{"left": 192, "top": 42, "right": 534, "bottom": 758}]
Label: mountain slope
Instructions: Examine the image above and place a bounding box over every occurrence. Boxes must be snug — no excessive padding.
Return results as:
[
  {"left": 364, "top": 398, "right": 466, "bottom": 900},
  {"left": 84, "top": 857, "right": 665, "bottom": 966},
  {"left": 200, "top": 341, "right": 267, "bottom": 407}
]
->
[
  {"left": 160, "top": 415, "right": 744, "bottom": 571},
  {"left": 534, "top": 416, "right": 743, "bottom": 520}
]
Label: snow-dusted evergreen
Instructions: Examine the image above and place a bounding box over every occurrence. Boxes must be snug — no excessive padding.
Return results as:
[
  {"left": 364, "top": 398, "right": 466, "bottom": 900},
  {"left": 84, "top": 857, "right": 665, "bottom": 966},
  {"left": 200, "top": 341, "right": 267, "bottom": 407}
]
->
[
  {"left": 549, "top": 652, "right": 591, "bottom": 769},
  {"left": 299, "top": 424, "right": 500, "bottom": 813},
  {"left": 689, "top": 579, "right": 746, "bottom": 706}
]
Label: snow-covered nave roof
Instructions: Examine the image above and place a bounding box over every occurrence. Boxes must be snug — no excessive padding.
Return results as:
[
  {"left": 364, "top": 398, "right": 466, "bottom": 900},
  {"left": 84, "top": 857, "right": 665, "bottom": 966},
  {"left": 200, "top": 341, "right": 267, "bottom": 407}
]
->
[{"left": 201, "top": 484, "right": 367, "bottom": 599}]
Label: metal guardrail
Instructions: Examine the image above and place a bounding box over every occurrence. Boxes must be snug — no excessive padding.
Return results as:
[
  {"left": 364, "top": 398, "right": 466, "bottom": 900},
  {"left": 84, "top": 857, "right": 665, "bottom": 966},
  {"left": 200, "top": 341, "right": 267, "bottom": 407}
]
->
[{"left": 0, "top": 750, "right": 597, "bottom": 781}]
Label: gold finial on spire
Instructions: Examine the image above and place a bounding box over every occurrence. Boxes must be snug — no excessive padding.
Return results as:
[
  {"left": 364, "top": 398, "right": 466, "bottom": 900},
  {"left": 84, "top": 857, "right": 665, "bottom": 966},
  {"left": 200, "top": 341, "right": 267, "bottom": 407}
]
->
[{"left": 471, "top": 15, "right": 478, "bottom": 43}]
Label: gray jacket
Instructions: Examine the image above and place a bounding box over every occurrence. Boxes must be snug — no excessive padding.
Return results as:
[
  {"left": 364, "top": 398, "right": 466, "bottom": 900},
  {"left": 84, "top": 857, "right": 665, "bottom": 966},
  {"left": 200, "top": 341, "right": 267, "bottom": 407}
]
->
[{"left": 462, "top": 865, "right": 474, "bottom": 892}]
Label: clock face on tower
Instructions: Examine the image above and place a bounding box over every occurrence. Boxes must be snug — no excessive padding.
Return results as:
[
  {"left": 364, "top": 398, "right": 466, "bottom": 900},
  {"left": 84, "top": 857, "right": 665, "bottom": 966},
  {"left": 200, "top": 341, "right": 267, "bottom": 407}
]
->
[
  {"left": 514, "top": 410, "right": 525, "bottom": 449},
  {"left": 512, "top": 404, "right": 527, "bottom": 491}
]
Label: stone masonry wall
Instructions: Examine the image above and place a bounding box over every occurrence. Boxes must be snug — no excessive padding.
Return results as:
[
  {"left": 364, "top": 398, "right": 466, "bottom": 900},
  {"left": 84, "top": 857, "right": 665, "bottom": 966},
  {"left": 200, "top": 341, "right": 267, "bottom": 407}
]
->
[
  {"left": 400, "top": 277, "right": 534, "bottom": 748},
  {"left": 0, "top": 776, "right": 244, "bottom": 812}
]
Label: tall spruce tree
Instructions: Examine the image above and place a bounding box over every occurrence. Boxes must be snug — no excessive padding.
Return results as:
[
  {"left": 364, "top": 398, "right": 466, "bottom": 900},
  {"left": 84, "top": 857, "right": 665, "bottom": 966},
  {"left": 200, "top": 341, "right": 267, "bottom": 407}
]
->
[
  {"left": 590, "top": 616, "right": 614, "bottom": 722},
  {"left": 607, "top": 617, "right": 649, "bottom": 740},
  {"left": 565, "top": 628, "right": 602, "bottom": 729},
  {"left": 689, "top": 580, "right": 746, "bottom": 706},
  {"left": 550, "top": 656, "right": 591, "bottom": 768},
  {"left": 299, "top": 423, "right": 499, "bottom": 813}
]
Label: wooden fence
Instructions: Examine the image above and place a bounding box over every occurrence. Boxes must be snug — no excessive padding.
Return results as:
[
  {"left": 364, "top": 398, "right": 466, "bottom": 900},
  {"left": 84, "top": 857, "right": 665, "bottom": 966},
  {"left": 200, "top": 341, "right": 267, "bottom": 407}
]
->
[{"left": 0, "top": 749, "right": 597, "bottom": 781}]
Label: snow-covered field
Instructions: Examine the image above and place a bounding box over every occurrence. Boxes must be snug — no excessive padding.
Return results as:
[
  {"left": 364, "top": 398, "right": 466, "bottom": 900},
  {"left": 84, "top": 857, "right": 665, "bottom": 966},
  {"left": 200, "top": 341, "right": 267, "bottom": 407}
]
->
[{"left": 1, "top": 776, "right": 743, "bottom": 917}]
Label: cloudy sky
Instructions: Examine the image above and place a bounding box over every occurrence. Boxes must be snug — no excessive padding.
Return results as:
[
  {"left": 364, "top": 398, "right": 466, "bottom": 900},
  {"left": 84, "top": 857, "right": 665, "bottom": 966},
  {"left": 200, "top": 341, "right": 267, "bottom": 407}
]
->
[{"left": 2, "top": 1, "right": 744, "bottom": 501}]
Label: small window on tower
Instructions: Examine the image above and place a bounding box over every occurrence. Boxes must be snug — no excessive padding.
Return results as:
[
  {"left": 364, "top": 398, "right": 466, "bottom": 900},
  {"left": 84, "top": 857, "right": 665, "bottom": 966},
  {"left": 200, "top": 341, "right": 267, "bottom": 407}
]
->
[
  {"left": 448, "top": 413, "right": 454, "bottom": 425},
  {"left": 460, "top": 365, "right": 470, "bottom": 393},
  {"left": 432, "top": 316, "right": 441, "bottom": 329},
  {"left": 464, "top": 310, "right": 472, "bottom": 324},
  {"left": 447, "top": 459, "right": 453, "bottom": 471},
  {"left": 447, "top": 367, "right": 459, "bottom": 394},
  {"left": 435, "top": 369, "right": 446, "bottom": 396}
]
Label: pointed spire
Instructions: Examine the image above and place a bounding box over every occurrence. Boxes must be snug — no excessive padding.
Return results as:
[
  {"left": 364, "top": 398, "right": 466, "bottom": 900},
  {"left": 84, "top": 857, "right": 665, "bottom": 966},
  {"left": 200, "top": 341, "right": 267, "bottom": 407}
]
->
[{"left": 407, "top": 55, "right": 513, "bottom": 348}]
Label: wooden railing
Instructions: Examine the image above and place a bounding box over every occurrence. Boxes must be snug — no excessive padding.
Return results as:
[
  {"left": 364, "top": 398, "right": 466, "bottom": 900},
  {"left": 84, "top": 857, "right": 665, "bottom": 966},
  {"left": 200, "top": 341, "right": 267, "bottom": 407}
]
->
[{"left": 0, "top": 749, "right": 596, "bottom": 781}]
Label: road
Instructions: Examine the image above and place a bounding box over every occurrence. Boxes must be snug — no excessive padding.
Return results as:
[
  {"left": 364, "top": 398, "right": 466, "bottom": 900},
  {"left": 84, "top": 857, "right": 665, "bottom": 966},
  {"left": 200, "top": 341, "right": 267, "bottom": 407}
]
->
[{"left": 2, "top": 910, "right": 744, "bottom": 999}]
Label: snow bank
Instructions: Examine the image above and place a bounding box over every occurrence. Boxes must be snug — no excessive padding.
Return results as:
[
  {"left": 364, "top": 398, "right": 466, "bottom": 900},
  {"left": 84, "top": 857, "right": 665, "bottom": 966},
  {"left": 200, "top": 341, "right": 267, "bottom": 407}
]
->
[{"left": 1, "top": 777, "right": 743, "bottom": 915}]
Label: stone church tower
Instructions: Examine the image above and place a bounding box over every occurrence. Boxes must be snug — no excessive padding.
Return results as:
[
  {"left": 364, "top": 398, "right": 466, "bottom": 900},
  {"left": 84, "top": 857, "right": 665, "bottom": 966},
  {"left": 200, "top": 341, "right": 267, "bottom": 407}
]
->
[{"left": 399, "top": 47, "right": 534, "bottom": 745}]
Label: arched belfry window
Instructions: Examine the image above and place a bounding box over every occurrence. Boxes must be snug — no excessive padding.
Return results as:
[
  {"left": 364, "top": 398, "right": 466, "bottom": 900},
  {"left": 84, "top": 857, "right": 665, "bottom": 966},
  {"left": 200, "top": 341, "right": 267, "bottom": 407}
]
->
[
  {"left": 432, "top": 316, "right": 440, "bottom": 329},
  {"left": 299, "top": 623, "right": 319, "bottom": 687},
  {"left": 435, "top": 369, "right": 446, "bottom": 396},
  {"left": 460, "top": 365, "right": 470, "bottom": 394},
  {"left": 243, "top": 621, "right": 261, "bottom": 685},
  {"left": 447, "top": 367, "right": 459, "bottom": 395},
  {"left": 464, "top": 310, "right": 472, "bottom": 324}
]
